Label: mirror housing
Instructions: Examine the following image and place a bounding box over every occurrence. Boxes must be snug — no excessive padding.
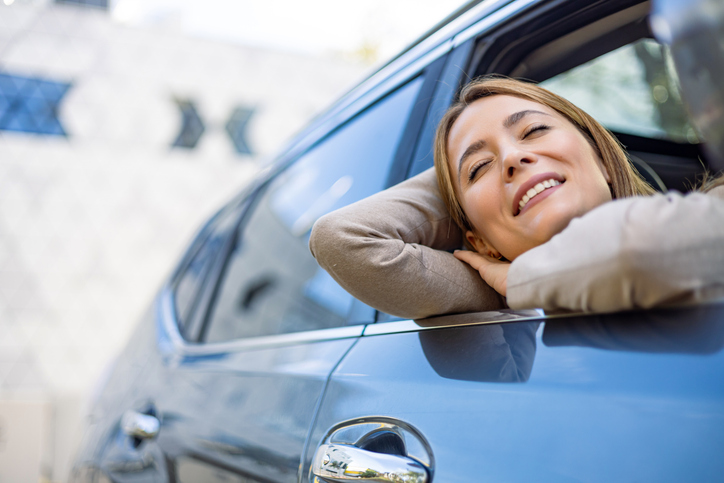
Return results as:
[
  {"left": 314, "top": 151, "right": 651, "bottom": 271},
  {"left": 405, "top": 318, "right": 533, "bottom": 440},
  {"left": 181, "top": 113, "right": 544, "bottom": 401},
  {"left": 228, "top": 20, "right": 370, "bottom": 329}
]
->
[{"left": 651, "top": 0, "right": 724, "bottom": 171}]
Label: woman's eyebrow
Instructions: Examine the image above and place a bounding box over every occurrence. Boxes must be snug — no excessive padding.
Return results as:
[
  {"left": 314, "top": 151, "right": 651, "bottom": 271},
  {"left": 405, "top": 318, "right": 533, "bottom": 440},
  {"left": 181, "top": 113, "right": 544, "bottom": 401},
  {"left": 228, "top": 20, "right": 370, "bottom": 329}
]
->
[
  {"left": 504, "top": 109, "right": 551, "bottom": 128},
  {"left": 456, "top": 110, "right": 553, "bottom": 181},
  {"left": 457, "top": 139, "right": 487, "bottom": 181}
]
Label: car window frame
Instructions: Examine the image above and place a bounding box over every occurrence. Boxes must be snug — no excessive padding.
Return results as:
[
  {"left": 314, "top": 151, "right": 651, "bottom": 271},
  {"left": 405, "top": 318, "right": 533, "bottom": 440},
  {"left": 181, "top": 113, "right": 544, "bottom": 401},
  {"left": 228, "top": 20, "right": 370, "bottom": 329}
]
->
[
  {"left": 171, "top": 0, "right": 683, "bottom": 346},
  {"left": 171, "top": 189, "right": 260, "bottom": 341},
  {"left": 467, "top": 0, "right": 706, "bottom": 162},
  {"left": 373, "top": 0, "right": 705, "bottom": 329},
  {"left": 394, "top": 0, "right": 658, "bottom": 186}
]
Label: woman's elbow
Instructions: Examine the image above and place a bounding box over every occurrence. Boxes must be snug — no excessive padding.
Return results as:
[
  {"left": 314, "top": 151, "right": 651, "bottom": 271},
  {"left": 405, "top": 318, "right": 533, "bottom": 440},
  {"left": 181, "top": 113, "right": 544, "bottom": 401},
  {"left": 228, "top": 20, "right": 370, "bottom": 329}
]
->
[{"left": 309, "top": 212, "right": 342, "bottom": 266}]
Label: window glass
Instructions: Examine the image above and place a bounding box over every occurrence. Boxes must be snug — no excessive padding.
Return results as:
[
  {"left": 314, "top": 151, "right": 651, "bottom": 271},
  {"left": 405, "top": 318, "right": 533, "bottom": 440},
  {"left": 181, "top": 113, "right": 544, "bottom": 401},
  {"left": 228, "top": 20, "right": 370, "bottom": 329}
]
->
[
  {"left": 540, "top": 39, "right": 699, "bottom": 144},
  {"left": 171, "top": 99, "right": 205, "bottom": 149},
  {"left": 204, "top": 77, "right": 424, "bottom": 342},
  {"left": 174, "top": 205, "right": 241, "bottom": 331},
  {"left": 0, "top": 73, "right": 71, "bottom": 136}
]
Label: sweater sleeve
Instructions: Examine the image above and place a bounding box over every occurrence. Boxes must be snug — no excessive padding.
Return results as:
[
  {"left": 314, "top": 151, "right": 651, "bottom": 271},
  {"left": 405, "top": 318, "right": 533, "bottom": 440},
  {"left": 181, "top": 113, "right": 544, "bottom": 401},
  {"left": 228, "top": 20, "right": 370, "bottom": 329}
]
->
[
  {"left": 309, "top": 168, "right": 506, "bottom": 320},
  {"left": 507, "top": 187, "right": 724, "bottom": 312}
]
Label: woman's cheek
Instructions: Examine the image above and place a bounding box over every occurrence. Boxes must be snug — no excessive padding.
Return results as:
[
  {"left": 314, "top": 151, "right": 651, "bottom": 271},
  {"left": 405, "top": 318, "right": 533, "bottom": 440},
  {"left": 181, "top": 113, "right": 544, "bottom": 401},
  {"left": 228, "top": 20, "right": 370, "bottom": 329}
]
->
[{"left": 464, "top": 185, "right": 496, "bottom": 224}]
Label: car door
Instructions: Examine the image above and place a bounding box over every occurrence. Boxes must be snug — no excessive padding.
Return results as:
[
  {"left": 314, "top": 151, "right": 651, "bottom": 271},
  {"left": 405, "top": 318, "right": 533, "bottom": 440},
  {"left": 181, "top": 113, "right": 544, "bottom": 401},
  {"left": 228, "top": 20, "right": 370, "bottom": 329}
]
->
[
  {"left": 303, "top": 0, "right": 724, "bottom": 481},
  {"left": 306, "top": 305, "right": 724, "bottom": 483},
  {"left": 91, "top": 54, "right": 452, "bottom": 483}
]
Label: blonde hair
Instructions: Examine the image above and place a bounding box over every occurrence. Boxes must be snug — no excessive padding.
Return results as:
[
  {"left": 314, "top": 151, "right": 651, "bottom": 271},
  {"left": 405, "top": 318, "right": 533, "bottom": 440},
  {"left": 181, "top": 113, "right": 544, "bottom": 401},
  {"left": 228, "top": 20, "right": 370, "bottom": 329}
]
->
[
  {"left": 697, "top": 171, "right": 724, "bottom": 193},
  {"left": 434, "top": 76, "right": 656, "bottom": 235}
]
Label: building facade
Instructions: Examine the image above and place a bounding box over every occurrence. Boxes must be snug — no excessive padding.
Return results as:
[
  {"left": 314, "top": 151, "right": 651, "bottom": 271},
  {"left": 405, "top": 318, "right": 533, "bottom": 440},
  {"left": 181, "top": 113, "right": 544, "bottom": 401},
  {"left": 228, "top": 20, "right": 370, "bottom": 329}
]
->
[{"left": 0, "top": 1, "right": 367, "bottom": 480}]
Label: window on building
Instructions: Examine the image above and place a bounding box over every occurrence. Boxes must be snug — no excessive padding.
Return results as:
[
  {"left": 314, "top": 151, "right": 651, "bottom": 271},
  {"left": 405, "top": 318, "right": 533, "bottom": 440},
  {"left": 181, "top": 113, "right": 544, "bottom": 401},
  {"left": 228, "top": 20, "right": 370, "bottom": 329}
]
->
[
  {"left": 0, "top": 73, "right": 71, "bottom": 136},
  {"left": 226, "top": 107, "right": 254, "bottom": 155},
  {"left": 172, "top": 99, "right": 205, "bottom": 149},
  {"left": 55, "top": 0, "right": 109, "bottom": 9}
]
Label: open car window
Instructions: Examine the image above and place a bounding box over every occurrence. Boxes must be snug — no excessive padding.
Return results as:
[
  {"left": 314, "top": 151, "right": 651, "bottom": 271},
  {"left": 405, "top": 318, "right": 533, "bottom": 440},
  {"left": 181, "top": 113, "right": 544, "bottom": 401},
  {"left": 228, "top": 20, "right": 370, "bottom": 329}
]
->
[
  {"left": 539, "top": 38, "right": 699, "bottom": 145},
  {"left": 537, "top": 37, "right": 707, "bottom": 192},
  {"left": 377, "top": 1, "right": 713, "bottom": 325}
]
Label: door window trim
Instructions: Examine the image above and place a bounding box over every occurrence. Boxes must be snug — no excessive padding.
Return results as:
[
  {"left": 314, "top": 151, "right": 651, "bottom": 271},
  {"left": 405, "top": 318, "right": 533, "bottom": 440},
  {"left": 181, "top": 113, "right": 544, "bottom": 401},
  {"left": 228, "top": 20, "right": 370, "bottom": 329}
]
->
[{"left": 158, "top": 287, "right": 365, "bottom": 356}]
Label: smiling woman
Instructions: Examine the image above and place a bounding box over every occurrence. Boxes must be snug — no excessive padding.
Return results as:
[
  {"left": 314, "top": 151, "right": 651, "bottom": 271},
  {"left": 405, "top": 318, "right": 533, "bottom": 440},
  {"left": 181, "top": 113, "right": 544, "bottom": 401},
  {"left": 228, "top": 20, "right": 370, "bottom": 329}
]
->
[
  {"left": 435, "top": 77, "right": 655, "bottom": 261},
  {"left": 435, "top": 77, "right": 659, "bottom": 297},
  {"left": 309, "top": 77, "right": 724, "bottom": 317},
  {"left": 447, "top": 97, "right": 612, "bottom": 260}
]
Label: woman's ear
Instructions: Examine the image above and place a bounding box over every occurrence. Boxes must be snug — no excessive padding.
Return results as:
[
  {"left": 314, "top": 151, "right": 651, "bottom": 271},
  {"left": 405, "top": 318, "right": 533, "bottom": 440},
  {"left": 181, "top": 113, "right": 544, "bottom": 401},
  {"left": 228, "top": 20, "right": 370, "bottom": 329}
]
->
[
  {"left": 465, "top": 230, "right": 501, "bottom": 259},
  {"left": 598, "top": 158, "right": 612, "bottom": 184}
]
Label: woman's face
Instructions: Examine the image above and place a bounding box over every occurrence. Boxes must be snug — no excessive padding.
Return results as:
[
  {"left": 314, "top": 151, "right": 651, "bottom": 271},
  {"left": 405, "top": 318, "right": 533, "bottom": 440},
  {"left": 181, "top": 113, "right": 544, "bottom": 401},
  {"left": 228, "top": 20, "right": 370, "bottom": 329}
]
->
[{"left": 448, "top": 94, "right": 612, "bottom": 260}]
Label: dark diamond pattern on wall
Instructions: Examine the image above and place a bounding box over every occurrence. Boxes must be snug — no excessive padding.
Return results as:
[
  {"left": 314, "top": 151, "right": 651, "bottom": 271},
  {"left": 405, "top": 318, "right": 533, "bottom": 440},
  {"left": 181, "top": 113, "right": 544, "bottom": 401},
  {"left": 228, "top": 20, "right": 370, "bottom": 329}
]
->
[
  {"left": 172, "top": 99, "right": 205, "bottom": 149},
  {"left": 225, "top": 107, "right": 254, "bottom": 155},
  {"left": 55, "top": 0, "right": 109, "bottom": 9},
  {"left": 0, "top": 73, "right": 71, "bottom": 136}
]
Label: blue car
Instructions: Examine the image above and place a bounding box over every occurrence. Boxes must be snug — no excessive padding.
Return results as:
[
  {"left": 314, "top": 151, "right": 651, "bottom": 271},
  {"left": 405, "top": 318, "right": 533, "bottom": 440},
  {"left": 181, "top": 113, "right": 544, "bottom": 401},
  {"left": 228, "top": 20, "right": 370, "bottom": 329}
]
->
[{"left": 71, "top": 0, "right": 724, "bottom": 481}]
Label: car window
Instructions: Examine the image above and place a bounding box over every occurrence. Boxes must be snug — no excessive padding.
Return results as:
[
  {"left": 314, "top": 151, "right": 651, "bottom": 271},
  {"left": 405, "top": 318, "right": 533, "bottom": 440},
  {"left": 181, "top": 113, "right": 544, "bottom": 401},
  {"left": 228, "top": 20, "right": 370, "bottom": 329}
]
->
[
  {"left": 173, "top": 205, "right": 242, "bottom": 333},
  {"left": 202, "top": 77, "right": 424, "bottom": 342},
  {"left": 539, "top": 38, "right": 699, "bottom": 144}
]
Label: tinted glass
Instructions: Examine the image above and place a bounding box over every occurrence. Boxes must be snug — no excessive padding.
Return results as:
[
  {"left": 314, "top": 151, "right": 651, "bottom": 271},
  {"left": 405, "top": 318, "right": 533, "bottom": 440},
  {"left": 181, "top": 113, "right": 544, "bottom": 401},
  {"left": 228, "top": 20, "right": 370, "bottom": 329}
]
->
[
  {"left": 204, "top": 77, "right": 424, "bottom": 342},
  {"left": 174, "top": 205, "right": 241, "bottom": 330},
  {"left": 540, "top": 39, "right": 699, "bottom": 144}
]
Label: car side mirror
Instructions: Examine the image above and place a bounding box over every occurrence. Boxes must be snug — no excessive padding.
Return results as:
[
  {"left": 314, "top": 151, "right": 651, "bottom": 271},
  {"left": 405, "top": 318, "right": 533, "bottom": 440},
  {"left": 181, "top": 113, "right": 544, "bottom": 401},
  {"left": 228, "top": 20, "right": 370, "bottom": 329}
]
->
[{"left": 651, "top": 0, "right": 724, "bottom": 171}]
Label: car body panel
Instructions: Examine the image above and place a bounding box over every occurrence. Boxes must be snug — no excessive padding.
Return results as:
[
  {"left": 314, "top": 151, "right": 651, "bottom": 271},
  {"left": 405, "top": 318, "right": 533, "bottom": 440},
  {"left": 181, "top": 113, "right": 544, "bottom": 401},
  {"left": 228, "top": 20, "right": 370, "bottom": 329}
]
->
[{"left": 304, "top": 303, "right": 724, "bottom": 482}]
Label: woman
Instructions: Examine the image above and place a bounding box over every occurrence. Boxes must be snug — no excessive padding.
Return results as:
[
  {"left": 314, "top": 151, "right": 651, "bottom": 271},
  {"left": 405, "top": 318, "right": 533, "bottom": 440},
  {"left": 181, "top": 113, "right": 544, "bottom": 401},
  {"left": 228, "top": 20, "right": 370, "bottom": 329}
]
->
[{"left": 309, "top": 77, "right": 724, "bottom": 319}]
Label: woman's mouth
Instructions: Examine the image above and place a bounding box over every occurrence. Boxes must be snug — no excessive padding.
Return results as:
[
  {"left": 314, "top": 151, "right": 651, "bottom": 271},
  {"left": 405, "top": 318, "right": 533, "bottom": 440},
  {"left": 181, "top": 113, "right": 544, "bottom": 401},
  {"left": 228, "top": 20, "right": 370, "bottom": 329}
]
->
[{"left": 514, "top": 173, "right": 566, "bottom": 216}]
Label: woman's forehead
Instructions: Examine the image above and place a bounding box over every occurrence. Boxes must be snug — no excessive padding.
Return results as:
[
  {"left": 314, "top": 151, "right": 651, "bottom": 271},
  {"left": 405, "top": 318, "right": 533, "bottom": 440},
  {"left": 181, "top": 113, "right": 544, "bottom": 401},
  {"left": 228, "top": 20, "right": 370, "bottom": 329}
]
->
[
  {"left": 463, "top": 95, "right": 556, "bottom": 123},
  {"left": 451, "top": 96, "right": 534, "bottom": 147}
]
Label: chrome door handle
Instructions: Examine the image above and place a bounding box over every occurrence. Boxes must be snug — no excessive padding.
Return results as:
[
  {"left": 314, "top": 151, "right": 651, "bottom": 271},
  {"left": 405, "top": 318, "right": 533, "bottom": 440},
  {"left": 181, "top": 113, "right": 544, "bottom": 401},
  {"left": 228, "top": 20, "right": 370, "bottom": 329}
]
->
[
  {"left": 312, "top": 443, "right": 428, "bottom": 483},
  {"left": 121, "top": 410, "right": 160, "bottom": 439}
]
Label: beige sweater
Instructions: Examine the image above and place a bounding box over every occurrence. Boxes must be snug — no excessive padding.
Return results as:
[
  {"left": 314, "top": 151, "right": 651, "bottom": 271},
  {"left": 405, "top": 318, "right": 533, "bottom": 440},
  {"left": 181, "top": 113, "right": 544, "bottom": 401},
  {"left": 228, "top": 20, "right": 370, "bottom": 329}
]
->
[{"left": 309, "top": 168, "right": 724, "bottom": 319}]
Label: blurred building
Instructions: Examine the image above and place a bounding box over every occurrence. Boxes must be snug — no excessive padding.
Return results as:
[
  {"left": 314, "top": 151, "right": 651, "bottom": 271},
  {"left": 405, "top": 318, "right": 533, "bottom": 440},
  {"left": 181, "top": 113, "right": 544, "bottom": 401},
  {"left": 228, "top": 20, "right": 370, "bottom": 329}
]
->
[{"left": 0, "top": 0, "right": 367, "bottom": 480}]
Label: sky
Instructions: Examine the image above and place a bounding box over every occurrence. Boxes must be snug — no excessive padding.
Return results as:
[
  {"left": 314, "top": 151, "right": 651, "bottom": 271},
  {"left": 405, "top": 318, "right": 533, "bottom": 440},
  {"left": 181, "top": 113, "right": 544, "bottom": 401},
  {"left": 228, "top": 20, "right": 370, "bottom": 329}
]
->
[{"left": 112, "top": 0, "right": 471, "bottom": 62}]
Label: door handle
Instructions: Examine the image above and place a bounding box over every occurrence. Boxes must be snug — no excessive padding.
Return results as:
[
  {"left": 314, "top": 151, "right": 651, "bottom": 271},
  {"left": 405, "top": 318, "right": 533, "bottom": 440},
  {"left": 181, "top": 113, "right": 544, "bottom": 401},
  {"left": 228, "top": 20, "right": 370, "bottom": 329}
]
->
[
  {"left": 121, "top": 410, "right": 160, "bottom": 440},
  {"left": 312, "top": 443, "right": 428, "bottom": 483}
]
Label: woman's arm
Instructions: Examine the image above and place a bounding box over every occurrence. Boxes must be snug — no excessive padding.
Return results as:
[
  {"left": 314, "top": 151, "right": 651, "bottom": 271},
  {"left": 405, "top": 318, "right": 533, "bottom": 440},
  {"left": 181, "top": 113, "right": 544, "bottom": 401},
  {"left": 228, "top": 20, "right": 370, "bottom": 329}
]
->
[
  {"left": 507, "top": 187, "right": 724, "bottom": 312},
  {"left": 309, "top": 168, "right": 506, "bottom": 320}
]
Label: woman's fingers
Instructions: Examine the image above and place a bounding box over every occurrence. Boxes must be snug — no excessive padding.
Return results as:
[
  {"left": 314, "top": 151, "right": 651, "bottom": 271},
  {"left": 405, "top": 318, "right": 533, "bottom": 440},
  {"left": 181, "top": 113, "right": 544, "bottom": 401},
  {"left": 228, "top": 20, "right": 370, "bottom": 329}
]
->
[
  {"left": 452, "top": 249, "right": 488, "bottom": 270},
  {"left": 454, "top": 250, "right": 510, "bottom": 297}
]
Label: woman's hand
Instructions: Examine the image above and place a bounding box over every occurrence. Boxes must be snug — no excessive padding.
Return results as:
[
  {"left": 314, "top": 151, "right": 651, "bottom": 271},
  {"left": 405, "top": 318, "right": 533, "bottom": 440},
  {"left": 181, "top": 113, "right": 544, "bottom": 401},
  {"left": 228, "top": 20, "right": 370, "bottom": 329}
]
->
[{"left": 454, "top": 250, "right": 510, "bottom": 297}]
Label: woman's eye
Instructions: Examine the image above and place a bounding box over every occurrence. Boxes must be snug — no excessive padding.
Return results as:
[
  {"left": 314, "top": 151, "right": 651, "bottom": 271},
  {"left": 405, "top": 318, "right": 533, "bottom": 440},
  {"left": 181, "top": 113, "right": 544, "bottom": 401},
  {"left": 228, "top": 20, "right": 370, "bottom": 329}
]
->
[
  {"left": 523, "top": 124, "right": 550, "bottom": 138},
  {"left": 468, "top": 160, "right": 491, "bottom": 181}
]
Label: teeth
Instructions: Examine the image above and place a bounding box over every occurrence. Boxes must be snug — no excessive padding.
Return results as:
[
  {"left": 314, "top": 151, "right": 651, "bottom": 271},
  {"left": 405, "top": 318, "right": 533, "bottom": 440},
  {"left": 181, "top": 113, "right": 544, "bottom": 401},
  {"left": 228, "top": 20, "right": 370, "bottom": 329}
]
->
[{"left": 517, "top": 179, "right": 562, "bottom": 213}]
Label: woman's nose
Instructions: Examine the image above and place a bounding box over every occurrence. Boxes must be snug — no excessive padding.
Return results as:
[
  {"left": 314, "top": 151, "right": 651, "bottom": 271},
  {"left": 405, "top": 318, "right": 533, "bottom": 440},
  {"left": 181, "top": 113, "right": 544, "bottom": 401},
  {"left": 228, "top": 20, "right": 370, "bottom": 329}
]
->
[{"left": 502, "top": 147, "right": 537, "bottom": 181}]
